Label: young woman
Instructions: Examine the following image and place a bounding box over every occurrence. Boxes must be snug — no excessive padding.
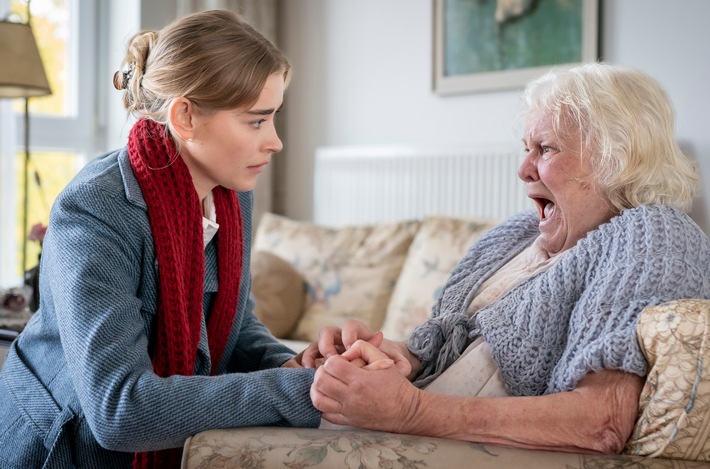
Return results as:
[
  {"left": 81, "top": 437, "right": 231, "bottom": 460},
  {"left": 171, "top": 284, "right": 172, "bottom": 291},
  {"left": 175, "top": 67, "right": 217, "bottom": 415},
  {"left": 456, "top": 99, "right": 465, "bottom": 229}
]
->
[{"left": 0, "top": 10, "right": 320, "bottom": 468}]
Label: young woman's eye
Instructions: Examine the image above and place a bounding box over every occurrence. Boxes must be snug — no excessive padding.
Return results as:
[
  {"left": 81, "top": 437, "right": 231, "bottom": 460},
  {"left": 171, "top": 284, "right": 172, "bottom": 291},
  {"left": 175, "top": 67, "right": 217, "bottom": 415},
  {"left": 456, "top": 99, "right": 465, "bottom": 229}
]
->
[{"left": 251, "top": 119, "right": 267, "bottom": 129}]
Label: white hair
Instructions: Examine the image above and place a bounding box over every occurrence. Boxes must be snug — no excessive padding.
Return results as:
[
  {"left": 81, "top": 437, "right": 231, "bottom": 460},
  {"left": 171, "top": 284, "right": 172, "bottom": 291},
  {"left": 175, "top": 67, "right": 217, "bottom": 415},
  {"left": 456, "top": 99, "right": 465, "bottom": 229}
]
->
[{"left": 523, "top": 62, "right": 698, "bottom": 213}]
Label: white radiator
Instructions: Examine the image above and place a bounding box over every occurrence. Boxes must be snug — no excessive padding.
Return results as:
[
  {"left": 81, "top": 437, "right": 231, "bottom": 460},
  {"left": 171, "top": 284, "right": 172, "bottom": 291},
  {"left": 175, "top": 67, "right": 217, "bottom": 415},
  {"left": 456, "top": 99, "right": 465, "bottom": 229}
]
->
[{"left": 314, "top": 144, "right": 533, "bottom": 226}]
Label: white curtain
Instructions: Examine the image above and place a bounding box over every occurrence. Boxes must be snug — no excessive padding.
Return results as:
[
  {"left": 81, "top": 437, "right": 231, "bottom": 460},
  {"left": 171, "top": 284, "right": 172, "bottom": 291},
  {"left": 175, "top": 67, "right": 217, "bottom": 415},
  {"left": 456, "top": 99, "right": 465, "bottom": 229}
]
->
[{"left": 177, "top": 0, "right": 280, "bottom": 228}]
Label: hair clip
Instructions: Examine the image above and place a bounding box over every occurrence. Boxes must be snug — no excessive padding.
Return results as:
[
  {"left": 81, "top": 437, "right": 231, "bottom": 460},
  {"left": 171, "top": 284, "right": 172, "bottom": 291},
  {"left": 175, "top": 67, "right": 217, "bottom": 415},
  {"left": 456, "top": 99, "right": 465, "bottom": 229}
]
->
[{"left": 112, "top": 63, "right": 135, "bottom": 91}]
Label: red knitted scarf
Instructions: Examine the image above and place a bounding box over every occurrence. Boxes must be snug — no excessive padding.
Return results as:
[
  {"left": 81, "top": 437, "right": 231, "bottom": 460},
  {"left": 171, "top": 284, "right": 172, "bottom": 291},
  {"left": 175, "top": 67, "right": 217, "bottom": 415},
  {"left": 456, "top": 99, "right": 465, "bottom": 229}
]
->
[{"left": 127, "top": 118, "right": 243, "bottom": 469}]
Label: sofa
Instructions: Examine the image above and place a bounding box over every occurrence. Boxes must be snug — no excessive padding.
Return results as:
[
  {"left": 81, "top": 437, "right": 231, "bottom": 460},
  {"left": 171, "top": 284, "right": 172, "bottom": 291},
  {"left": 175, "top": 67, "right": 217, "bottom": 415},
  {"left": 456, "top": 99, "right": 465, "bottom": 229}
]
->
[
  {"left": 249, "top": 213, "right": 500, "bottom": 352},
  {"left": 181, "top": 213, "right": 710, "bottom": 468}
]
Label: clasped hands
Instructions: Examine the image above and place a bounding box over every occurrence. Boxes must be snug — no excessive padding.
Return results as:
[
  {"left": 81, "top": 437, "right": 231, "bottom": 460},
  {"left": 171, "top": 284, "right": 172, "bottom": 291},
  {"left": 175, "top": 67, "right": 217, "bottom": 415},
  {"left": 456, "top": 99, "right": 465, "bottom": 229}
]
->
[
  {"left": 294, "top": 320, "right": 424, "bottom": 431},
  {"left": 300, "top": 320, "right": 413, "bottom": 373}
]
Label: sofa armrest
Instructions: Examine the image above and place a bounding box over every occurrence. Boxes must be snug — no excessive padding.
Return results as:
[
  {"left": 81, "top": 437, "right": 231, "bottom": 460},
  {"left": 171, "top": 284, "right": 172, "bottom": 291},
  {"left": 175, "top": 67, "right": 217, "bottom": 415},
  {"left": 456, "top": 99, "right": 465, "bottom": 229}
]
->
[
  {"left": 626, "top": 299, "right": 710, "bottom": 460},
  {"left": 181, "top": 427, "right": 693, "bottom": 468}
]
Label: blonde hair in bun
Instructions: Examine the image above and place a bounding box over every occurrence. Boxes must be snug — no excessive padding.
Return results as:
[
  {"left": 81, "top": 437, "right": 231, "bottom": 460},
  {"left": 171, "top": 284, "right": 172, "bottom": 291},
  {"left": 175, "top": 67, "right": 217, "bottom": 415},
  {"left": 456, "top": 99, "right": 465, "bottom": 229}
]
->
[{"left": 113, "top": 9, "right": 290, "bottom": 141}]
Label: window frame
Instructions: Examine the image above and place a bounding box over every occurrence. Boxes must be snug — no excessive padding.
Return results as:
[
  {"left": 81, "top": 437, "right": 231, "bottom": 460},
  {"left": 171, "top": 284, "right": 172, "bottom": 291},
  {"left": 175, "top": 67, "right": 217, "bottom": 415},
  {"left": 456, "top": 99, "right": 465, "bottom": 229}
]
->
[
  {"left": 0, "top": 0, "right": 99, "bottom": 287},
  {"left": 21, "top": 0, "right": 98, "bottom": 154}
]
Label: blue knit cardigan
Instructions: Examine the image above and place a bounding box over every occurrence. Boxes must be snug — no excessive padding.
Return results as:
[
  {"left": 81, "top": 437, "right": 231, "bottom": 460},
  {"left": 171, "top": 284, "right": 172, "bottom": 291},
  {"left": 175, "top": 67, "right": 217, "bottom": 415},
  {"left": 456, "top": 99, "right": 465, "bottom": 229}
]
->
[
  {"left": 410, "top": 206, "right": 710, "bottom": 395},
  {"left": 0, "top": 148, "right": 320, "bottom": 469}
]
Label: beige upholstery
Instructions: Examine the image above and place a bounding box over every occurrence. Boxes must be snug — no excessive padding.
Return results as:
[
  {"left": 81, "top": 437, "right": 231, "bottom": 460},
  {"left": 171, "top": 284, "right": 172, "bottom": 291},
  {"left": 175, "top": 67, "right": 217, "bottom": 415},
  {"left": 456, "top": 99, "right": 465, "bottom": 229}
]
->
[
  {"left": 253, "top": 213, "right": 420, "bottom": 342},
  {"left": 182, "top": 427, "right": 710, "bottom": 469},
  {"left": 626, "top": 299, "right": 710, "bottom": 460},
  {"left": 250, "top": 250, "right": 305, "bottom": 339}
]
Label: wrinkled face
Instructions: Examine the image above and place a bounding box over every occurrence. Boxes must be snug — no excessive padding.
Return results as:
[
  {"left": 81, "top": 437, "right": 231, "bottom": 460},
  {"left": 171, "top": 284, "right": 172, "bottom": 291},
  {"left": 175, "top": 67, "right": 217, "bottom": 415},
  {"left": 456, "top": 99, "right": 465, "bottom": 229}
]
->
[
  {"left": 181, "top": 73, "right": 285, "bottom": 199},
  {"left": 519, "top": 108, "right": 615, "bottom": 256}
]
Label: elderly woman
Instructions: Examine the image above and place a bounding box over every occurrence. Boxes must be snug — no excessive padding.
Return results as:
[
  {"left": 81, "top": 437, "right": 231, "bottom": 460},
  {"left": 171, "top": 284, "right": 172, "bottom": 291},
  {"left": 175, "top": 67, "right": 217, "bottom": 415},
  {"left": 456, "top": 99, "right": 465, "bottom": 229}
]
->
[{"left": 303, "top": 63, "right": 710, "bottom": 454}]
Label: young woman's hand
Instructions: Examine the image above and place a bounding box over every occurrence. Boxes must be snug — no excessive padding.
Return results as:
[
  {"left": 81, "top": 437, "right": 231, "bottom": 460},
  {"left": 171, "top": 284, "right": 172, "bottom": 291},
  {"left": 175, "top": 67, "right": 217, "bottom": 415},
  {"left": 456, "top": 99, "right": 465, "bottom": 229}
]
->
[
  {"left": 280, "top": 357, "right": 302, "bottom": 368},
  {"left": 299, "top": 320, "right": 382, "bottom": 368},
  {"left": 340, "top": 339, "right": 416, "bottom": 377}
]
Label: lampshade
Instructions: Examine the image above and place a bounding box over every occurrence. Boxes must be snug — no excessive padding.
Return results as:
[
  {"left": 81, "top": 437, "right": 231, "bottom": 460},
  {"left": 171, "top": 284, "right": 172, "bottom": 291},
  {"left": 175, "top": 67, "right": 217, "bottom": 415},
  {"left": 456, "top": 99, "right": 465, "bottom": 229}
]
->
[{"left": 0, "top": 20, "right": 51, "bottom": 98}]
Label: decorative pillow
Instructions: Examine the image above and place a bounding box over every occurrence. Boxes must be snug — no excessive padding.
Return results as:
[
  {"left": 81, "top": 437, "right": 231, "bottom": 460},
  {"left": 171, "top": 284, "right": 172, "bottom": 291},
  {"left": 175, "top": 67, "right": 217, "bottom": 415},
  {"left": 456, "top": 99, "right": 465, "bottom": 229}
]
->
[
  {"left": 624, "top": 299, "right": 710, "bottom": 461},
  {"left": 380, "top": 216, "right": 497, "bottom": 341},
  {"left": 253, "top": 213, "right": 420, "bottom": 342},
  {"left": 250, "top": 250, "right": 305, "bottom": 339}
]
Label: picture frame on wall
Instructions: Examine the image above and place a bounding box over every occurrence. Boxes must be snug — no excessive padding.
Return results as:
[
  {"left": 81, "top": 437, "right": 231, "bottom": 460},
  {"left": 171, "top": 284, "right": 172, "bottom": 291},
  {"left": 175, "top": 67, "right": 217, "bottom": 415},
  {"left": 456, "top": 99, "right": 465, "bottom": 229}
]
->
[{"left": 433, "top": 0, "right": 600, "bottom": 95}]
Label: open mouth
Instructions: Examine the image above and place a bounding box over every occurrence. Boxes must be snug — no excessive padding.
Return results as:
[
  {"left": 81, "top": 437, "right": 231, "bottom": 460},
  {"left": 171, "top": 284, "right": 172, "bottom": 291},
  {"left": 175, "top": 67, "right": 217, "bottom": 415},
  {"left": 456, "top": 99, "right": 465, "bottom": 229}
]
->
[{"left": 533, "top": 197, "right": 555, "bottom": 221}]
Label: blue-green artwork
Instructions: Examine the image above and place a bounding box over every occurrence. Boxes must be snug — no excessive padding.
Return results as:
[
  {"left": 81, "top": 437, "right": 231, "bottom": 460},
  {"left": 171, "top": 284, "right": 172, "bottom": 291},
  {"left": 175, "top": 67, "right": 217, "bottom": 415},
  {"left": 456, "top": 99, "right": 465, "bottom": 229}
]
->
[{"left": 445, "top": 0, "right": 585, "bottom": 76}]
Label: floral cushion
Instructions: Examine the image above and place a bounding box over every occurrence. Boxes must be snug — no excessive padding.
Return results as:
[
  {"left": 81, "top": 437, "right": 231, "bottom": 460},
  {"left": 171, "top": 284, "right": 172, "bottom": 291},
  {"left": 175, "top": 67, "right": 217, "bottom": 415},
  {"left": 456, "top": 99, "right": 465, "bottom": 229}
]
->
[
  {"left": 380, "top": 216, "right": 497, "bottom": 341},
  {"left": 625, "top": 299, "right": 710, "bottom": 461},
  {"left": 253, "top": 213, "right": 420, "bottom": 342}
]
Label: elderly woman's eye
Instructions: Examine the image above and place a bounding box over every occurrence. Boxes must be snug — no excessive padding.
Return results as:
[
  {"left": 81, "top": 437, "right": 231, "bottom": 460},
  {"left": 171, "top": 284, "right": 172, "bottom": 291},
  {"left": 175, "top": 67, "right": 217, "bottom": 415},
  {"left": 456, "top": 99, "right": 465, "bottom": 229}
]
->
[{"left": 541, "top": 146, "right": 557, "bottom": 159}]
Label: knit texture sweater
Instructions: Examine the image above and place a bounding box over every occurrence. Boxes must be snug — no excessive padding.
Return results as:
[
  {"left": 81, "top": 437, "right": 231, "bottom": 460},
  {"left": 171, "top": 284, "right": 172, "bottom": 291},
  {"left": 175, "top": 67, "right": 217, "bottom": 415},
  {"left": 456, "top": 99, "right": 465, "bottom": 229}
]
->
[
  {"left": 127, "top": 119, "right": 242, "bottom": 378},
  {"left": 409, "top": 205, "right": 710, "bottom": 395}
]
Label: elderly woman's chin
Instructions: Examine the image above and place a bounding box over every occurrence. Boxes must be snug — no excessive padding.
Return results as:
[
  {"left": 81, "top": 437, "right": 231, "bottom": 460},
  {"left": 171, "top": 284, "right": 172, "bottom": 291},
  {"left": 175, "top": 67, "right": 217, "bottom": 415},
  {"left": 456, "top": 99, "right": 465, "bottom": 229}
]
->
[
  {"left": 537, "top": 207, "right": 615, "bottom": 256},
  {"left": 533, "top": 203, "right": 564, "bottom": 254},
  {"left": 537, "top": 222, "right": 567, "bottom": 256}
]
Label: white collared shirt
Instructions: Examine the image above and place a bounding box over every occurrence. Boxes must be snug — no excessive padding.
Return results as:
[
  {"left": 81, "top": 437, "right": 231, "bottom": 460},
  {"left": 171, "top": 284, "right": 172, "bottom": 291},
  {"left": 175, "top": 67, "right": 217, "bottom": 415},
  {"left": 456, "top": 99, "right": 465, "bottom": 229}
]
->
[{"left": 202, "top": 191, "right": 219, "bottom": 248}]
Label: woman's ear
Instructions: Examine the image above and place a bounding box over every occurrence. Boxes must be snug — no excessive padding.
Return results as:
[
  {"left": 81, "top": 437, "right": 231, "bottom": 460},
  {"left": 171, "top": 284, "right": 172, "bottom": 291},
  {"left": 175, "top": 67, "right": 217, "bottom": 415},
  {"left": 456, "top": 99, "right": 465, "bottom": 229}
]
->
[{"left": 168, "top": 97, "right": 196, "bottom": 142}]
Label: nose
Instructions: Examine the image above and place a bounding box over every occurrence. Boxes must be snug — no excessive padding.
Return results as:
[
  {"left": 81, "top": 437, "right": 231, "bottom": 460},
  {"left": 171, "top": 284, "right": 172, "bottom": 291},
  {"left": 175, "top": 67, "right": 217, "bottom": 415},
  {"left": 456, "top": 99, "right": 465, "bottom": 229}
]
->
[
  {"left": 517, "top": 149, "right": 539, "bottom": 182},
  {"left": 265, "top": 126, "right": 283, "bottom": 154}
]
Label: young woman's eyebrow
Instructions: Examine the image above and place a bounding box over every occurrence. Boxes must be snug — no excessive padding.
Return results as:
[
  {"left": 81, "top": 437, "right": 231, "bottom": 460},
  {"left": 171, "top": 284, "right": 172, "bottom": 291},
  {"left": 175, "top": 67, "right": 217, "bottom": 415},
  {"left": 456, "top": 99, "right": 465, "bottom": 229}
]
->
[{"left": 247, "top": 106, "right": 282, "bottom": 116}]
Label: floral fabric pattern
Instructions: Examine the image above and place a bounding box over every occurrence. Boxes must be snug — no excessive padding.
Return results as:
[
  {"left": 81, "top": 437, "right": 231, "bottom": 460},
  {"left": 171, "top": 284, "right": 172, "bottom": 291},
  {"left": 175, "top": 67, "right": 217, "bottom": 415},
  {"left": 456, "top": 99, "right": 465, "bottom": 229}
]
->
[
  {"left": 181, "top": 427, "right": 710, "bottom": 469},
  {"left": 626, "top": 299, "right": 710, "bottom": 461},
  {"left": 381, "top": 215, "right": 497, "bottom": 341},
  {"left": 253, "top": 213, "right": 419, "bottom": 342}
]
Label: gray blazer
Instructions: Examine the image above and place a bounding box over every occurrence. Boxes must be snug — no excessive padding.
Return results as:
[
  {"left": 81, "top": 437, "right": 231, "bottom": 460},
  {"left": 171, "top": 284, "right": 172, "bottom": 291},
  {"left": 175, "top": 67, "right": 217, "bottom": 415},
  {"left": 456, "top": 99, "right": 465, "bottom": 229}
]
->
[{"left": 0, "top": 148, "right": 319, "bottom": 469}]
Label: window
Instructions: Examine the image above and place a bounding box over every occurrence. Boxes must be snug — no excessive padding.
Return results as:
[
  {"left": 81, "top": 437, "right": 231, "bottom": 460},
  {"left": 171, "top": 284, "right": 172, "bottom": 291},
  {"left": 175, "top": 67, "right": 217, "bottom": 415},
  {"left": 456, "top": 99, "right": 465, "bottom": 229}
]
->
[{"left": 0, "top": 0, "right": 97, "bottom": 287}]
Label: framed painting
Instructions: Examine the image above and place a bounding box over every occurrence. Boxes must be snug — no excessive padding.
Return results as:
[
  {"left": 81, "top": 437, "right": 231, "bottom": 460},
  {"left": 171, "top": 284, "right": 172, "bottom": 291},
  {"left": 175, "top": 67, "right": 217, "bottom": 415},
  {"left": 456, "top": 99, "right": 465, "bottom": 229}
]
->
[{"left": 433, "top": 0, "right": 600, "bottom": 95}]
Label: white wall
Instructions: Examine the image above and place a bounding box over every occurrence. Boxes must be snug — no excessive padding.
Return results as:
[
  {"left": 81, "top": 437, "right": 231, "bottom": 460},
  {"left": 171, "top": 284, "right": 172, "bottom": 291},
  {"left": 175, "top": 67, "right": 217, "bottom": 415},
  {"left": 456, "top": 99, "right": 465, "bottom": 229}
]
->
[
  {"left": 101, "top": 0, "right": 178, "bottom": 151},
  {"left": 278, "top": 0, "right": 710, "bottom": 235},
  {"left": 602, "top": 0, "right": 710, "bottom": 234}
]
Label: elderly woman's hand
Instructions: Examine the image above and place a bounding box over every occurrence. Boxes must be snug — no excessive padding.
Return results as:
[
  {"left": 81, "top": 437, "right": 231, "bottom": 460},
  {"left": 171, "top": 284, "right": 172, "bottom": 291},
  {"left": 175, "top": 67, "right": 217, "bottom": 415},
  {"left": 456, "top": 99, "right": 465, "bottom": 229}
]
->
[
  {"left": 311, "top": 349, "right": 423, "bottom": 432},
  {"left": 313, "top": 362, "right": 644, "bottom": 454}
]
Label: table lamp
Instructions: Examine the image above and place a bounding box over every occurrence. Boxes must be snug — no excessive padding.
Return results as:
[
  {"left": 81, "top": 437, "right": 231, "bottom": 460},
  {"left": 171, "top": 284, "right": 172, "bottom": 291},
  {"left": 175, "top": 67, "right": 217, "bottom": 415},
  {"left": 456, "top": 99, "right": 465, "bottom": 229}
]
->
[{"left": 0, "top": 14, "right": 52, "bottom": 272}]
